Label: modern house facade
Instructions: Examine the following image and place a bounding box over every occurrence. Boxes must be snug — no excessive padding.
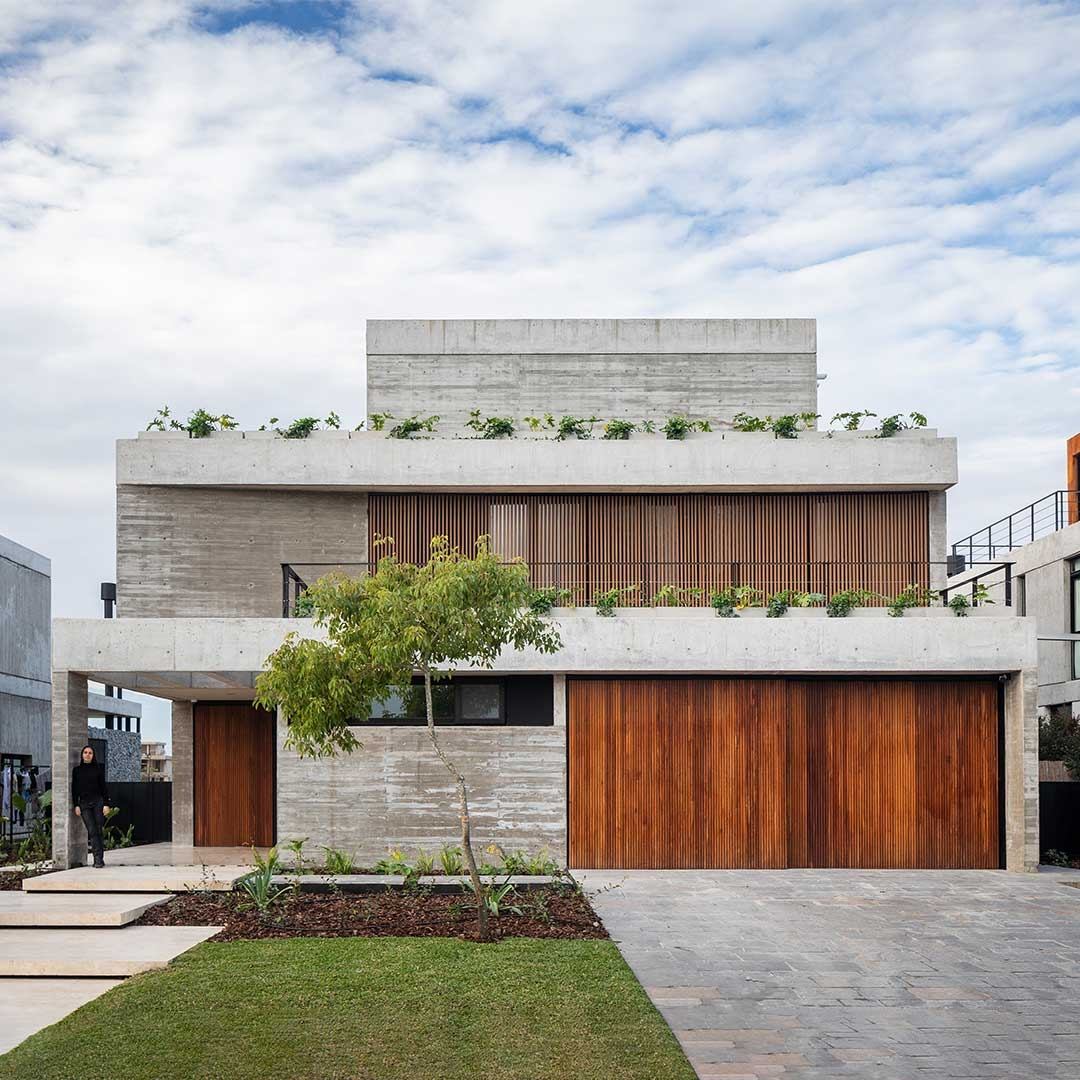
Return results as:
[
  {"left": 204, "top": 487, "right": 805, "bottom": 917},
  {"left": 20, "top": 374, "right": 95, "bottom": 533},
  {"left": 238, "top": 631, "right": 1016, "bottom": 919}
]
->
[{"left": 52, "top": 319, "right": 1039, "bottom": 871}]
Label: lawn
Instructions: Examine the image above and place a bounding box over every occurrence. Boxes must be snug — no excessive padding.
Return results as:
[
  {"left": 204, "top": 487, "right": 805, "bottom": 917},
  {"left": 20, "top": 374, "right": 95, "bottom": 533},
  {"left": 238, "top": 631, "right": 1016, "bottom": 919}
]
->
[{"left": 0, "top": 937, "right": 695, "bottom": 1080}]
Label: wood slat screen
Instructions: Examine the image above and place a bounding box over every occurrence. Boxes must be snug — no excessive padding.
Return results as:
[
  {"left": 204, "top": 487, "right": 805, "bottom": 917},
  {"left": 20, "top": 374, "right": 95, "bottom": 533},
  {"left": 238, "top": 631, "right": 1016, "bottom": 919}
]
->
[
  {"left": 568, "top": 677, "right": 1000, "bottom": 870},
  {"left": 369, "top": 493, "right": 930, "bottom": 603},
  {"left": 193, "top": 703, "right": 275, "bottom": 847}
]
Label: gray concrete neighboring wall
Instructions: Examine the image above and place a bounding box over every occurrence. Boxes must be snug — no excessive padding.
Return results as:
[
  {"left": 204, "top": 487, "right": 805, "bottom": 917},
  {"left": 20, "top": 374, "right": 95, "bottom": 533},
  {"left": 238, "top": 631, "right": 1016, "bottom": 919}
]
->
[
  {"left": 116, "top": 486, "right": 368, "bottom": 618},
  {"left": 0, "top": 535, "right": 51, "bottom": 766},
  {"left": 86, "top": 726, "right": 140, "bottom": 783},
  {"left": 366, "top": 318, "right": 818, "bottom": 430}
]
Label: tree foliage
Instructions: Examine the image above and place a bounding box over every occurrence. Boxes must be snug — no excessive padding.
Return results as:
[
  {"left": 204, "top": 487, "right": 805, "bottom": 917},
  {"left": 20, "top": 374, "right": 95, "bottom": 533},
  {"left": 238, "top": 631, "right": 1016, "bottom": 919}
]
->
[{"left": 254, "top": 536, "right": 563, "bottom": 938}]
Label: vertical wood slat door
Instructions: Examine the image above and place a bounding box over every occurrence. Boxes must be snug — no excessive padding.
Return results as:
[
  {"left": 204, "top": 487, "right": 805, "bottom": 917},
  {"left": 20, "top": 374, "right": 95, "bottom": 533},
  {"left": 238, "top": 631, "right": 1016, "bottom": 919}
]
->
[
  {"left": 568, "top": 677, "right": 999, "bottom": 870},
  {"left": 193, "top": 703, "right": 275, "bottom": 847}
]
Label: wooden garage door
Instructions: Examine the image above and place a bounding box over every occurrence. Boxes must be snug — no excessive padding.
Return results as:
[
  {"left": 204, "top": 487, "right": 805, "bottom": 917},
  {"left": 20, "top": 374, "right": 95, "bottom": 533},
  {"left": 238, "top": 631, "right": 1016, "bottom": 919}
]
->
[
  {"left": 193, "top": 703, "right": 275, "bottom": 847},
  {"left": 568, "top": 678, "right": 1000, "bottom": 870}
]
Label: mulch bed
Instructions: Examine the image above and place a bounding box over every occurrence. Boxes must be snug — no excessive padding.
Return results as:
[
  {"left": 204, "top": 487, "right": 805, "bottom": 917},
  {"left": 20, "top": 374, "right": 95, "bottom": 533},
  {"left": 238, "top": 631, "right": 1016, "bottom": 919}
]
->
[
  {"left": 137, "top": 886, "right": 608, "bottom": 942},
  {"left": 0, "top": 871, "right": 27, "bottom": 891}
]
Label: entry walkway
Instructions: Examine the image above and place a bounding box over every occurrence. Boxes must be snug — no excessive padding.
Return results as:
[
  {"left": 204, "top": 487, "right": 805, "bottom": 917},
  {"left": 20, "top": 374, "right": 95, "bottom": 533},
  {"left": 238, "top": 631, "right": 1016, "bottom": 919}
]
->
[
  {"left": 580, "top": 869, "right": 1080, "bottom": 1079},
  {"left": 0, "top": 858, "right": 232, "bottom": 1058}
]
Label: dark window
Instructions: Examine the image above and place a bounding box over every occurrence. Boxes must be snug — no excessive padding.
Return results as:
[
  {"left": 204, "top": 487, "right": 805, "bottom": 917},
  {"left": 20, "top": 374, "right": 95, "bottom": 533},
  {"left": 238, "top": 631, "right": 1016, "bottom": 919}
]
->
[
  {"left": 356, "top": 675, "right": 552, "bottom": 726},
  {"left": 1015, "top": 573, "right": 1025, "bottom": 617}
]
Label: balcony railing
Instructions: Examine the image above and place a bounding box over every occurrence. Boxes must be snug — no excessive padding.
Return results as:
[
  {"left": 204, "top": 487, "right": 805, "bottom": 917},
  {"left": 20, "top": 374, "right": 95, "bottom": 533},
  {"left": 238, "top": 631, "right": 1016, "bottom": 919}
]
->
[
  {"left": 283, "top": 560, "right": 1012, "bottom": 617},
  {"left": 952, "top": 490, "right": 1080, "bottom": 563}
]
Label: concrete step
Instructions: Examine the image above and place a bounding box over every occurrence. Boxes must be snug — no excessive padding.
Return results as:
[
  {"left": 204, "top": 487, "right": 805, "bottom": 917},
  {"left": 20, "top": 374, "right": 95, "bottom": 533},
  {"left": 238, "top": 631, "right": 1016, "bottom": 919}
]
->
[
  {"left": 24, "top": 864, "right": 250, "bottom": 893},
  {"left": 0, "top": 892, "right": 170, "bottom": 927},
  {"left": 0, "top": 978, "right": 124, "bottom": 1054},
  {"left": 0, "top": 925, "right": 222, "bottom": 976}
]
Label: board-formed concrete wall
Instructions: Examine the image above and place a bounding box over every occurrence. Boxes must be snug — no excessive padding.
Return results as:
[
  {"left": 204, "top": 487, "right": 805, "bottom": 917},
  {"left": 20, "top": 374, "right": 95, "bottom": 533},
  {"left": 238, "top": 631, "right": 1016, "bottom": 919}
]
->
[
  {"left": 116, "top": 486, "right": 369, "bottom": 618},
  {"left": 366, "top": 318, "right": 818, "bottom": 430},
  {"left": 0, "top": 534, "right": 51, "bottom": 766},
  {"left": 277, "top": 721, "right": 568, "bottom": 863}
]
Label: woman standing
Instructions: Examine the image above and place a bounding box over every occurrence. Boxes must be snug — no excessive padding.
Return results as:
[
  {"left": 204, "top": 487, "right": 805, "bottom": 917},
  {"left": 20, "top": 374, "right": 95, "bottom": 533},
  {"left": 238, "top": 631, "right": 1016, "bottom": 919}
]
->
[{"left": 71, "top": 745, "right": 110, "bottom": 868}]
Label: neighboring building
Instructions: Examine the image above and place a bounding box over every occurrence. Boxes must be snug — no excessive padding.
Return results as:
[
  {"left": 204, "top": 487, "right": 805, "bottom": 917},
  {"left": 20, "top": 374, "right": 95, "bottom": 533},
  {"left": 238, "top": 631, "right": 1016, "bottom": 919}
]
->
[
  {"left": 52, "top": 319, "right": 1039, "bottom": 871},
  {"left": 141, "top": 741, "right": 172, "bottom": 781},
  {"left": 949, "top": 436, "right": 1080, "bottom": 721}
]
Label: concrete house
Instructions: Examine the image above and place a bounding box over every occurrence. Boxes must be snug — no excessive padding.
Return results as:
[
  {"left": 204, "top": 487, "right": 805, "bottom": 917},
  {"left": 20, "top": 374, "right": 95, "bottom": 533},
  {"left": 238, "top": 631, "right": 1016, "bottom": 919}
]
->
[{"left": 51, "top": 319, "right": 1039, "bottom": 871}]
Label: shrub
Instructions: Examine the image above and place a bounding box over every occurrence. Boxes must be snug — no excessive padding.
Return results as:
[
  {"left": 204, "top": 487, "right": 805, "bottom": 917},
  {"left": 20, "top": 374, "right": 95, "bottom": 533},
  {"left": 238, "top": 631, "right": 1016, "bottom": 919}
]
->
[
  {"left": 947, "top": 594, "right": 970, "bottom": 617},
  {"left": 649, "top": 584, "right": 701, "bottom": 607},
  {"left": 662, "top": 415, "right": 692, "bottom": 440},
  {"left": 886, "top": 584, "right": 936, "bottom": 617},
  {"left": 367, "top": 412, "right": 393, "bottom": 431},
  {"left": 467, "top": 410, "right": 515, "bottom": 439},
  {"left": 1042, "top": 849, "right": 1072, "bottom": 867},
  {"left": 1039, "top": 709, "right": 1080, "bottom": 777},
  {"left": 555, "top": 415, "right": 599, "bottom": 440},
  {"left": 527, "top": 587, "right": 573, "bottom": 615},
  {"left": 239, "top": 846, "right": 293, "bottom": 914},
  {"left": 523, "top": 414, "right": 555, "bottom": 432},
  {"left": 602, "top": 419, "right": 636, "bottom": 440},
  {"left": 826, "top": 589, "right": 875, "bottom": 617},
  {"left": 831, "top": 410, "right": 877, "bottom": 431},
  {"left": 373, "top": 848, "right": 415, "bottom": 878},
  {"left": 389, "top": 415, "right": 439, "bottom": 439},
  {"left": 710, "top": 586, "right": 759, "bottom": 617},
  {"left": 292, "top": 592, "right": 316, "bottom": 617},
  {"left": 876, "top": 411, "right": 927, "bottom": 438},
  {"left": 593, "top": 586, "right": 635, "bottom": 616},
  {"left": 765, "top": 590, "right": 824, "bottom": 617}
]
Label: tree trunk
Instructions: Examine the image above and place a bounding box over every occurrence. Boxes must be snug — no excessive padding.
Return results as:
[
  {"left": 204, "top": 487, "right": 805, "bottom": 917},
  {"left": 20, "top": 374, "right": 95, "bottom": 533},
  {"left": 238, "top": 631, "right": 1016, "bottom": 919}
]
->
[{"left": 423, "top": 667, "right": 489, "bottom": 941}]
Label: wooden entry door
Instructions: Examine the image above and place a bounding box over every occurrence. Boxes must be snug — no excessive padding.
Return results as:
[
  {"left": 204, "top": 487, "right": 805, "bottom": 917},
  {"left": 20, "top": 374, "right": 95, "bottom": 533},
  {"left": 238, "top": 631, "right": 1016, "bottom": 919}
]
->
[
  {"left": 193, "top": 702, "right": 275, "bottom": 847},
  {"left": 568, "top": 677, "right": 1000, "bottom": 870}
]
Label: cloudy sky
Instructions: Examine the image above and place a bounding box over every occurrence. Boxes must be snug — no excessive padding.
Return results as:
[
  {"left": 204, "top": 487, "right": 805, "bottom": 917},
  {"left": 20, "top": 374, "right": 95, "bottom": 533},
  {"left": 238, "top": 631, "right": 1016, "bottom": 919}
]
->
[{"left": 3, "top": 0, "right": 1079, "bottom": 745}]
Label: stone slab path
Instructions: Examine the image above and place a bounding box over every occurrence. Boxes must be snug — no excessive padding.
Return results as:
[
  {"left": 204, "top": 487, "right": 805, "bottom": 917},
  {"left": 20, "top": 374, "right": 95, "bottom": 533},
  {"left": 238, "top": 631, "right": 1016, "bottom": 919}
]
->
[
  {"left": 580, "top": 870, "right": 1080, "bottom": 1080},
  {"left": 0, "top": 979, "right": 124, "bottom": 1055},
  {"left": 0, "top": 925, "right": 221, "bottom": 976},
  {"left": 0, "top": 892, "right": 169, "bottom": 926},
  {"left": 23, "top": 864, "right": 251, "bottom": 892}
]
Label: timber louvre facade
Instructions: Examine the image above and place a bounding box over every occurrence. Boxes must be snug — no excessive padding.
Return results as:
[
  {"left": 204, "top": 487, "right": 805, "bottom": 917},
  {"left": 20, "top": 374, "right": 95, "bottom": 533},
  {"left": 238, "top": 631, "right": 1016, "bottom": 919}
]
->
[{"left": 52, "top": 318, "right": 1039, "bottom": 871}]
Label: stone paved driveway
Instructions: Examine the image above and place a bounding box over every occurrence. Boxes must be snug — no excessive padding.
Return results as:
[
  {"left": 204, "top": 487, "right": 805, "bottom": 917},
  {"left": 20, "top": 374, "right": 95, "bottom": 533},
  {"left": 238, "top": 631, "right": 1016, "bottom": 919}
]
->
[{"left": 580, "top": 870, "right": 1080, "bottom": 1079}]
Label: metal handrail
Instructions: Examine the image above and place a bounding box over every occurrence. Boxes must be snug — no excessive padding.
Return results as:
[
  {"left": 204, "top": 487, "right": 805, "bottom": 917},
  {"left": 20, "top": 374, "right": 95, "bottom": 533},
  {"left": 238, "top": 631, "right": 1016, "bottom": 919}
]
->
[
  {"left": 281, "top": 559, "right": 1013, "bottom": 617},
  {"left": 951, "top": 490, "right": 1080, "bottom": 562}
]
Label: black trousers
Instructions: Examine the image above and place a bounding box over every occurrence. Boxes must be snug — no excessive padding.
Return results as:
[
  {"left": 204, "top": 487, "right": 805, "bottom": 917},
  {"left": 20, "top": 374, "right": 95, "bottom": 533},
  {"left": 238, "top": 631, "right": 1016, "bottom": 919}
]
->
[{"left": 78, "top": 797, "right": 106, "bottom": 863}]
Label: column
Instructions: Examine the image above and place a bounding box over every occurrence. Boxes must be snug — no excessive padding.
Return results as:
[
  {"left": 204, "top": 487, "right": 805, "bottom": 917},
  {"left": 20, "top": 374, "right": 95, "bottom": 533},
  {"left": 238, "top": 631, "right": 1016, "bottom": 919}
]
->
[
  {"left": 171, "top": 700, "right": 194, "bottom": 848},
  {"left": 51, "top": 671, "right": 89, "bottom": 868}
]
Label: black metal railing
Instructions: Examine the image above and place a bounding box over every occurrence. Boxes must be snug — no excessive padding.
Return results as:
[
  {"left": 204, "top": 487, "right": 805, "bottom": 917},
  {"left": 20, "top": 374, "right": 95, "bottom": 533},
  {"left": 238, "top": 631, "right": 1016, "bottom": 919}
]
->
[
  {"left": 952, "top": 490, "right": 1080, "bottom": 563},
  {"left": 282, "top": 560, "right": 1012, "bottom": 617}
]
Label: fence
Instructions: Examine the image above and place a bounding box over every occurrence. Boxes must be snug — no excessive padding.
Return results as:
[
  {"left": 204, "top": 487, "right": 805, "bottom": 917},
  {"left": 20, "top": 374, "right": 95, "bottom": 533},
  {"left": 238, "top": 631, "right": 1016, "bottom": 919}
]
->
[
  {"left": 1040, "top": 781, "right": 1080, "bottom": 860},
  {"left": 107, "top": 781, "right": 173, "bottom": 846}
]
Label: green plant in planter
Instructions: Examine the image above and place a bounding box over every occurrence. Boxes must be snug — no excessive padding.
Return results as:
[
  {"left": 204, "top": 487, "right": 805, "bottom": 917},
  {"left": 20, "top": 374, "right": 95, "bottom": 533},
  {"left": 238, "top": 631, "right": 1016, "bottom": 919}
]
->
[
  {"left": 439, "top": 845, "right": 464, "bottom": 875},
  {"left": 523, "top": 414, "right": 555, "bottom": 432},
  {"left": 826, "top": 588, "right": 876, "bottom": 617},
  {"left": 148, "top": 408, "right": 236, "bottom": 438},
  {"left": 593, "top": 585, "right": 637, "bottom": 616},
  {"left": 831, "top": 410, "right": 877, "bottom": 431},
  {"left": 145, "top": 406, "right": 176, "bottom": 431},
  {"left": 414, "top": 850, "right": 436, "bottom": 875},
  {"left": 367, "top": 412, "right": 394, "bottom": 432},
  {"left": 947, "top": 584, "right": 993, "bottom": 616},
  {"left": 258, "top": 417, "right": 280, "bottom": 431},
  {"left": 321, "top": 845, "right": 356, "bottom": 875},
  {"left": 710, "top": 586, "right": 760, "bottom": 617},
  {"left": 648, "top": 584, "right": 702, "bottom": 607},
  {"left": 640, "top": 419, "right": 656, "bottom": 434},
  {"left": 876, "top": 411, "right": 928, "bottom": 439},
  {"left": 389, "top": 414, "right": 439, "bottom": 439},
  {"left": 280, "top": 416, "right": 320, "bottom": 439},
  {"left": 374, "top": 847, "right": 417, "bottom": 879},
  {"left": 765, "top": 589, "right": 824, "bottom": 617},
  {"left": 662, "top": 415, "right": 692, "bottom": 440},
  {"left": 283, "top": 837, "right": 309, "bottom": 874},
  {"left": 527, "top": 586, "right": 573, "bottom": 614},
  {"left": 694, "top": 419, "right": 713, "bottom": 433},
  {"left": 325, "top": 411, "right": 341, "bottom": 429},
  {"left": 467, "top": 410, "right": 515, "bottom": 439},
  {"left": 555, "top": 415, "right": 599, "bottom": 440},
  {"left": 732, "top": 412, "right": 769, "bottom": 432},
  {"left": 886, "top": 583, "right": 936, "bottom": 617},
  {"left": 602, "top": 418, "right": 636, "bottom": 440},
  {"left": 770, "top": 412, "right": 819, "bottom": 438}
]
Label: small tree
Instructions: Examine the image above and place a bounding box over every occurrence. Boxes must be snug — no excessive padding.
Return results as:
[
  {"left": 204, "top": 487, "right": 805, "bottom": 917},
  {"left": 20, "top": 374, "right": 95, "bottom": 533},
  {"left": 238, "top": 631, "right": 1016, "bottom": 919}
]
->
[
  {"left": 254, "top": 537, "right": 562, "bottom": 939},
  {"left": 1040, "top": 706, "right": 1080, "bottom": 780}
]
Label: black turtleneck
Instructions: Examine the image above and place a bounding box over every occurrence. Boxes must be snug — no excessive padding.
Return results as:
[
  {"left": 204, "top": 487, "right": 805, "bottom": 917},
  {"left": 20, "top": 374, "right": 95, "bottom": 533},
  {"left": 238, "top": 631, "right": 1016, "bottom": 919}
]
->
[{"left": 71, "top": 762, "right": 109, "bottom": 803}]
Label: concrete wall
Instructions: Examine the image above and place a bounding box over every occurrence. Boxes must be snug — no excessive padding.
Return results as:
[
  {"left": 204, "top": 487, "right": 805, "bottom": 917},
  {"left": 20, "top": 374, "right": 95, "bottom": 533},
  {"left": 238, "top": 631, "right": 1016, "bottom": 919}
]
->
[
  {"left": 366, "top": 318, "right": 818, "bottom": 430},
  {"left": 117, "top": 430, "right": 957, "bottom": 493},
  {"left": 0, "top": 535, "right": 51, "bottom": 765},
  {"left": 277, "top": 719, "right": 567, "bottom": 862},
  {"left": 116, "top": 486, "right": 368, "bottom": 618}
]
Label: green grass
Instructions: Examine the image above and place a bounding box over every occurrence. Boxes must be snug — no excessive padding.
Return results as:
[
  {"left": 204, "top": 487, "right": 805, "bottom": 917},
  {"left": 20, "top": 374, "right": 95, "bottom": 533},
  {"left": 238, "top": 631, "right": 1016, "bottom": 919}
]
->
[{"left": 0, "top": 938, "right": 694, "bottom": 1080}]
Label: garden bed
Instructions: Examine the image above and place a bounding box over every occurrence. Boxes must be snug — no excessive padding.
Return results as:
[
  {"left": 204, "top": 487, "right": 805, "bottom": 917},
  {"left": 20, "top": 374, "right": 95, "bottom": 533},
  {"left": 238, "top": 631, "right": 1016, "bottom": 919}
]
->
[{"left": 136, "top": 885, "right": 607, "bottom": 942}]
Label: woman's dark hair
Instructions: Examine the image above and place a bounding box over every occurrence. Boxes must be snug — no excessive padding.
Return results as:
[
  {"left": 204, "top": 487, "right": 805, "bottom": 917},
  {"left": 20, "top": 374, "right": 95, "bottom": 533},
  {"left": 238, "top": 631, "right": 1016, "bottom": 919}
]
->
[{"left": 79, "top": 745, "right": 95, "bottom": 762}]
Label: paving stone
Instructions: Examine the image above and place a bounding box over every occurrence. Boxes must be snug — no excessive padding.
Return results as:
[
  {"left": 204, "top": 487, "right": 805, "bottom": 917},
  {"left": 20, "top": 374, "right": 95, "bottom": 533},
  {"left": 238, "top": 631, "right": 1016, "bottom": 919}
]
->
[
  {"left": 585, "top": 870, "right": 1080, "bottom": 1079},
  {"left": 0, "top": 891, "right": 169, "bottom": 927},
  {"left": 0, "top": 979, "right": 124, "bottom": 1054},
  {"left": 24, "top": 864, "right": 250, "bottom": 892}
]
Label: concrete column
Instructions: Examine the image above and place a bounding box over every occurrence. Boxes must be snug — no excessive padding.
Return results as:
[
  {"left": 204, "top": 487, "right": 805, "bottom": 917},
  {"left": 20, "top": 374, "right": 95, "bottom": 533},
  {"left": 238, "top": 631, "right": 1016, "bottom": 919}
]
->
[
  {"left": 171, "top": 700, "right": 194, "bottom": 848},
  {"left": 929, "top": 491, "right": 948, "bottom": 591},
  {"left": 51, "top": 672, "right": 89, "bottom": 868},
  {"left": 1004, "top": 667, "right": 1040, "bottom": 872},
  {"left": 552, "top": 674, "right": 567, "bottom": 727}
]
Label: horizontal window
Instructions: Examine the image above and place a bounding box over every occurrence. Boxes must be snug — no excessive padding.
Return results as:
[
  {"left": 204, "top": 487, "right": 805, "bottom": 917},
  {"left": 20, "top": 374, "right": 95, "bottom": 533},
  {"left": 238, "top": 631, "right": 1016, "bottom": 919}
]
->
[{"left": 354, "top": 675, "right": 553, "bottom": 727}]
